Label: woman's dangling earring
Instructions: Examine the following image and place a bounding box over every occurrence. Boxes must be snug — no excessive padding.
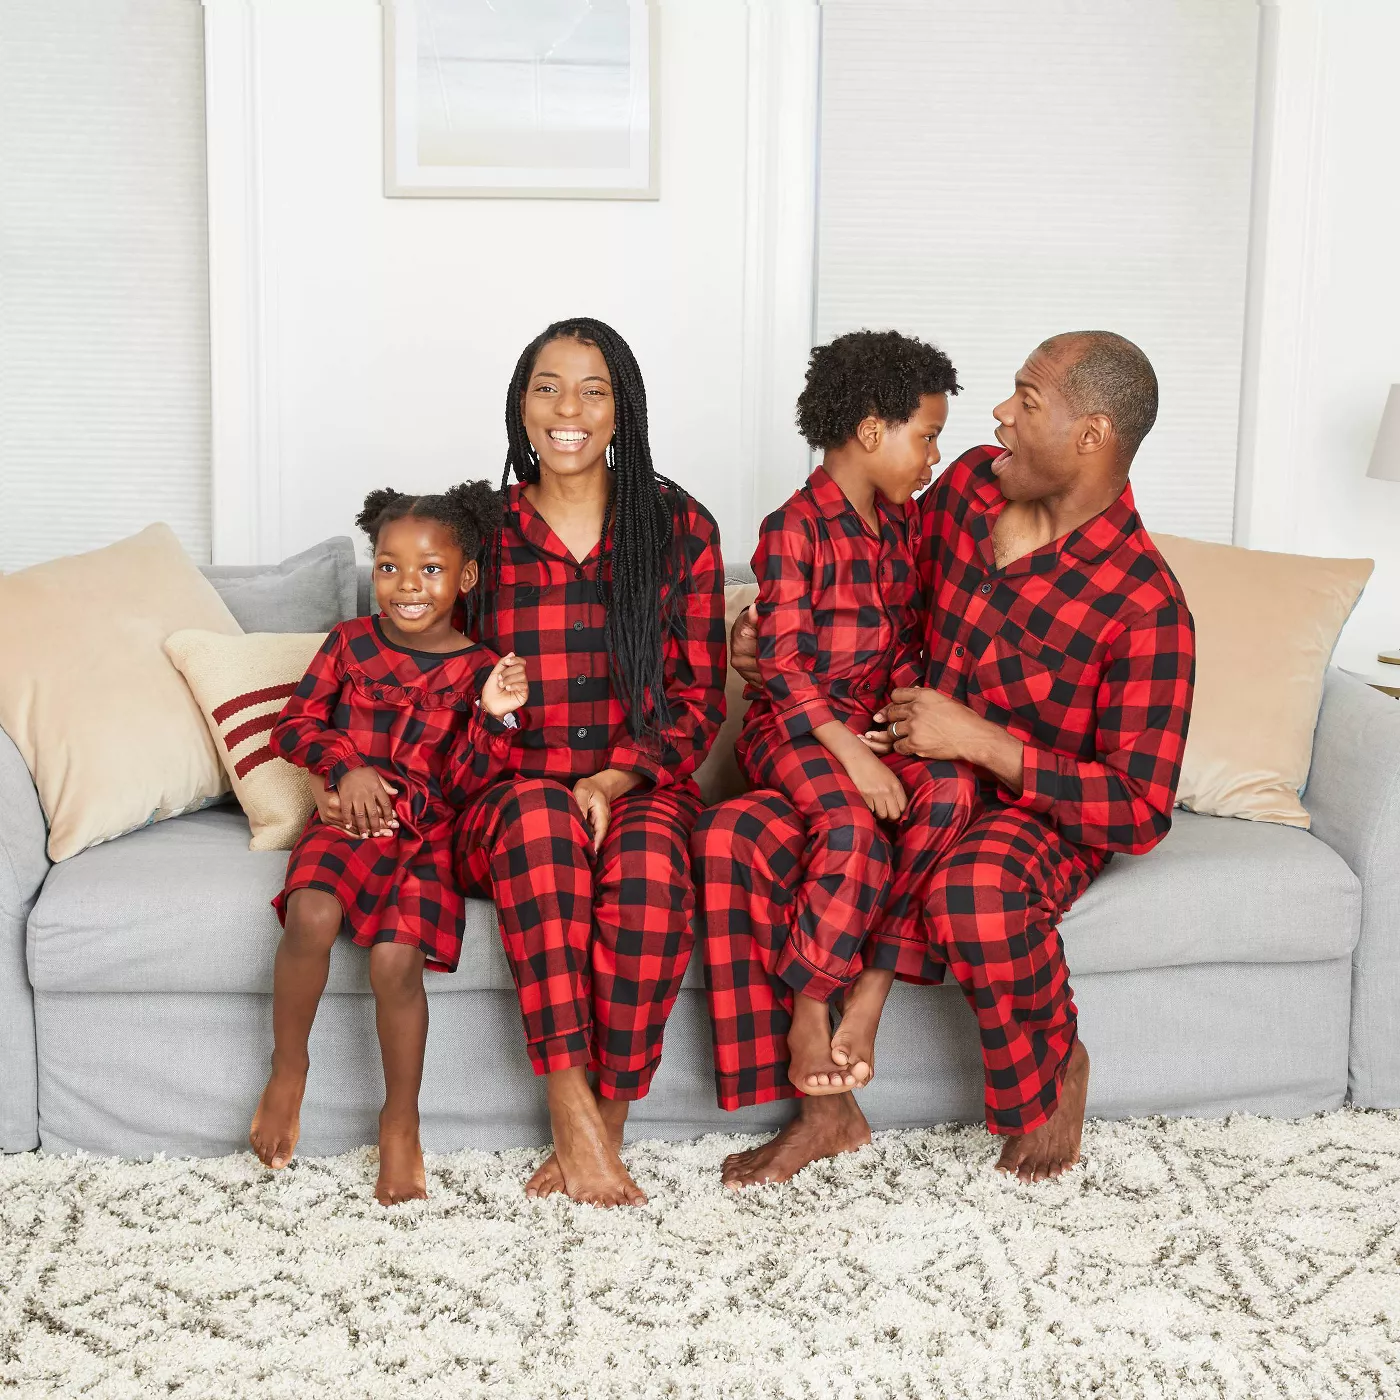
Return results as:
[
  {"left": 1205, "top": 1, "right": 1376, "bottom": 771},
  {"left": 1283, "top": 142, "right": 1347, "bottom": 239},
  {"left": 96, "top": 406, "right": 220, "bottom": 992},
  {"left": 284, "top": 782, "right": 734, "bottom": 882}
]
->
[{"left": 606, "top": 442, "right": 617, "bottom": 472}]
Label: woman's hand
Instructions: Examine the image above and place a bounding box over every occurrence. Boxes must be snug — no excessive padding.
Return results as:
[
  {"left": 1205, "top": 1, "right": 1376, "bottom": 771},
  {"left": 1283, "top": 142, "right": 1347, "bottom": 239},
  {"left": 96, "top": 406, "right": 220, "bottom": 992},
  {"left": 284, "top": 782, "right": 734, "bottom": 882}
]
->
[
  {"left": 571, "top": 776, "right": 612, "bottom": 853},
  {"left": 310, "top": 772, "right": 398, "bottom": 837},
  {"left": 328, "top": 768, "right": 399, "bottom": 839},
  {"left": 842, "top": 746, "right": 908, "bottom": 821},
  {"left": 482, "top": 652, "right": 528, "bottom": 718}
]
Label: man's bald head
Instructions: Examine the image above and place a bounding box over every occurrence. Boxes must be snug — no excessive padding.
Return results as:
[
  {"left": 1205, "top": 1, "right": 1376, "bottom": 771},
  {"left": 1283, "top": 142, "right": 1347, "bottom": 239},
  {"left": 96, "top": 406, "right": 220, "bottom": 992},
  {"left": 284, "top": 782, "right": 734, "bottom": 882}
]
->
[{"left": 1037, "top": 331, "right": 1158, "bottom": 467}]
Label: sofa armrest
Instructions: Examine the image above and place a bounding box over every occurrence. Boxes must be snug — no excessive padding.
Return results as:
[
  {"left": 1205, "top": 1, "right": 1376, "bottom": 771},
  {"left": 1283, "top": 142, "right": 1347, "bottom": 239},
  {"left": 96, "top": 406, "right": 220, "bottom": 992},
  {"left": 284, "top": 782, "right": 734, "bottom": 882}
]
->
[
  {"left": 1304, "top": 668, "right": 1400, "bottom": 1107},
  {"left": 0, "top": 723, "right": 46, "bottom": 1149}
]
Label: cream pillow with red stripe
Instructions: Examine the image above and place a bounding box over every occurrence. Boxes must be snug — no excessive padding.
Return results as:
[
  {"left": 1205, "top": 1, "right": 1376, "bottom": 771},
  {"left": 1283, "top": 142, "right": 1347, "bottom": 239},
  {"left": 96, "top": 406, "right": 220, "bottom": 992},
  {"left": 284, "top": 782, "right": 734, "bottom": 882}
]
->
[{"left": 165, "top": 630, "right": 327, "bottom": 850}]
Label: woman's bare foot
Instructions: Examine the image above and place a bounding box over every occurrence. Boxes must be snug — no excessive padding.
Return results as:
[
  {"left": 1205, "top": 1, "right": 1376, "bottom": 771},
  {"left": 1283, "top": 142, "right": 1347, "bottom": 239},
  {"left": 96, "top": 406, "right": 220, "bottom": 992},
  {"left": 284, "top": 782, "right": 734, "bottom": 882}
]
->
[
  {"left": 525, "top": 1093, "right": 628, "bottom": 1200},
  {"left": 249, "top": 1062, "right": 306, "bottom": 1169},
  {"left": 534, "top": 1070, "right": 646, "bottom": 1207},
  {"left": 376, "top": 1112, "right": 428, "bottom": 1206},
  {"left": 830, "top": 968, "right": 894, "bottom": 1085},
  {"left": 722, "top": 1094, "right": 871, "bottom": 1190},
  {"left": 787, "top": 992, "right": 859, "bottom": 1095},
  {"left": 995, "top": 1040, "right": 1091, "bottom": 1183}
]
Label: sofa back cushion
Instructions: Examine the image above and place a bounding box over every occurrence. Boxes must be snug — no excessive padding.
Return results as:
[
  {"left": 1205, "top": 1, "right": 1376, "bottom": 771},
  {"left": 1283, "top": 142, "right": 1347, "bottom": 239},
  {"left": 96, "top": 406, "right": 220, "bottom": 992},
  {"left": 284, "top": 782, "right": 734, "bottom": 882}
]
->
[{"left": 201, "top": 537, "right": 358, "bottom": 633}]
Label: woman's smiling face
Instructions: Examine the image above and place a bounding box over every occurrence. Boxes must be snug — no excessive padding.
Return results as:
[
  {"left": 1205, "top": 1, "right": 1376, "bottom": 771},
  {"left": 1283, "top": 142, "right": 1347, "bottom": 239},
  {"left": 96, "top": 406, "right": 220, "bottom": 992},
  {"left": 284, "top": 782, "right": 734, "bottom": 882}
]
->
[{"left": 520, "top": 336, "right": 616, "bottom": 480}]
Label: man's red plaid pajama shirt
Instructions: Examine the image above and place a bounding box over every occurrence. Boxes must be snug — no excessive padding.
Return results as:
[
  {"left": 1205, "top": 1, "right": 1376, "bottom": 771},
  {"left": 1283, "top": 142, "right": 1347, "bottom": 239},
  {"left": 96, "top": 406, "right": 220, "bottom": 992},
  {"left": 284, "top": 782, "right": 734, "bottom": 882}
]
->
[
  {"left": 272, "top": 617, "right": 519, "bottom": 973},
  {"left": 696, "top": 447, "right": 1195, "bottom": 1130},
  {"left": 451, "top": 482, "right": 727, "bottom": 1100},
  {"left": 731, "top": 466, "right": 978, "bottom": 1010}
]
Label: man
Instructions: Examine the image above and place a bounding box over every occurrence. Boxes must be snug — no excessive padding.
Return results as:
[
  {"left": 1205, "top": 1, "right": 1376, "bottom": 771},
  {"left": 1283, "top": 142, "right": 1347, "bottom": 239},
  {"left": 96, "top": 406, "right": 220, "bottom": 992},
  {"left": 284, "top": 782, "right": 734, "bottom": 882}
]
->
[{"left": 694, "top": 331, "right": 1195, "bottom": 1187}]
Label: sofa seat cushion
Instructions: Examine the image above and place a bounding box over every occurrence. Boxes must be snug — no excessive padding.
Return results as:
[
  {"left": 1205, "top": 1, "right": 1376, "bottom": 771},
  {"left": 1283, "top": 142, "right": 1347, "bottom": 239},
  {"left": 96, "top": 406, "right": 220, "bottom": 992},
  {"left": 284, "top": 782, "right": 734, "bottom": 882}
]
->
[{"left": 28, "top": 808, "right": 1359, "bottom": 999}]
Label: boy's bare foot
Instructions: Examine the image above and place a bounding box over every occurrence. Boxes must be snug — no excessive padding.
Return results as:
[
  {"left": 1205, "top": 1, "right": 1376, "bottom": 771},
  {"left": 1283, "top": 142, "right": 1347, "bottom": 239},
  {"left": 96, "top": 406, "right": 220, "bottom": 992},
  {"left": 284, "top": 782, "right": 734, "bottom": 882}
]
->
[
  {"left": 249, "top": 1063, "right": 306, "bottom": 1169},
  {"left": 531, "top": 1071, "right": 646, "bottom": 1207},
  {"left": 995, "top": 1040, "right": 1090, "bottom": 1183},
  {"left": 830, "top": 967, "right": 894, "bottom": 1084},
  {"left": 787, "top": 992, "right": 859, "bottom": 1094},
  {"left": 722, "top": 1094, "right": 871, "bottom": 1190},
  {"left": 376, "top": 1112, "right": 428, "bottom": 1206},
  {"left": 525, "top": 1093, "right": 627, "bottom": 1200}
]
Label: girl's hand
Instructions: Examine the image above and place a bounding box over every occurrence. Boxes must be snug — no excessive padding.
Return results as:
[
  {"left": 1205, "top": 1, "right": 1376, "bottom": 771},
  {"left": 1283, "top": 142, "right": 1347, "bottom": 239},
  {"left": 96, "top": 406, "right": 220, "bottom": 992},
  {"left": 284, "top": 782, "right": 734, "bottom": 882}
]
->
[
  {"left": 571, "top": 776, "right": 611, "bottom": 854},
  {"left": 334, "top": 767, "right": 399, "bottom": 839},
  {"left": 843, "top": 747, "right": 907, "bottom": 822},
  {"left": 482, "top": 652, "right": 528, "bottom": 717},
  {"left": 310, "top": 772, "right": 398, "bottom": 837}
]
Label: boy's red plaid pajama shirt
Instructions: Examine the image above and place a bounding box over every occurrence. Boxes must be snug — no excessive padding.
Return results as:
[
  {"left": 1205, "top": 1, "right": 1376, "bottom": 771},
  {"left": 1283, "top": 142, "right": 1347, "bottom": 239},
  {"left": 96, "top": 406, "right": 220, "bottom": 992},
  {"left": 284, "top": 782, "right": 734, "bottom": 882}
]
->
[
  {"left": 271, "top": 616, "right": 519, "bottom": 973},
  {"left": 695, "top": 447, "right": 1195, "bottom": 1130},
  {"left": 451, "top": 483, "right": 727, "bottom": 1100},
  {"left": 728, "top": 466, "right": 979, "bottom": 1017}
]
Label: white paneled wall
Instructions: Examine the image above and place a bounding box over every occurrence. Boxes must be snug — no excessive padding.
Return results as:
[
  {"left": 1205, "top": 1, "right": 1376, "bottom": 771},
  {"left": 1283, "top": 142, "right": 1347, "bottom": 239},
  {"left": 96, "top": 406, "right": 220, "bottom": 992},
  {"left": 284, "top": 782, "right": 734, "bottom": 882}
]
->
[
  {"left": 0, "top": 0, "right": 211, "bottom": 571},
  {"left": 815, "top": 0, "right": 1259, "bottom": 542}
]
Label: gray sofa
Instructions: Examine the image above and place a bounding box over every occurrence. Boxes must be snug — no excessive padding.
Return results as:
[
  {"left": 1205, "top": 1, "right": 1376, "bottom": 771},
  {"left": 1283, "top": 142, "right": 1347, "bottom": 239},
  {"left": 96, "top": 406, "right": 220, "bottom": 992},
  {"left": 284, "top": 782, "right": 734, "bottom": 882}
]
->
[{"left": 3, "top": 563, "right": 1399, "bottom": 1159}]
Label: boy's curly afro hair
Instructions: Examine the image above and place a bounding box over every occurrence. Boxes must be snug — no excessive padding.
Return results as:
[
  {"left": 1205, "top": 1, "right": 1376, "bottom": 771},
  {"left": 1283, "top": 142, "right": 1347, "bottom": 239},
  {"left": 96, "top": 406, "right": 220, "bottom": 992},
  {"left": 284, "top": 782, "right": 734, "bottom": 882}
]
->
[{"left": 795, "top": 329, "right": 960, "bottom": 450}]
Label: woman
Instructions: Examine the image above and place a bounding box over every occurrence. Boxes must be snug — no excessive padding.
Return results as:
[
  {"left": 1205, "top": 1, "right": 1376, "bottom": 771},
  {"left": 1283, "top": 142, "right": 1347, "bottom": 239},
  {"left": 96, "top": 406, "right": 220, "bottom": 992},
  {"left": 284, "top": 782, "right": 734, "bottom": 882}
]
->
[{"left": 314, "top": 318, "right": 725, "bottom": 1206}]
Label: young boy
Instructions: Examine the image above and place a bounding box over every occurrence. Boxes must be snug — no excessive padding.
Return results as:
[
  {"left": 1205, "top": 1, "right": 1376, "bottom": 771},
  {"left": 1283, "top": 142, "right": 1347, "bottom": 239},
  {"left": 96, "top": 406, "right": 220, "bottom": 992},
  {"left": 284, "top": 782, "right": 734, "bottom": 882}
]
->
[{"left": 732, "top": 329, "right": 976, "bottom": 1096}]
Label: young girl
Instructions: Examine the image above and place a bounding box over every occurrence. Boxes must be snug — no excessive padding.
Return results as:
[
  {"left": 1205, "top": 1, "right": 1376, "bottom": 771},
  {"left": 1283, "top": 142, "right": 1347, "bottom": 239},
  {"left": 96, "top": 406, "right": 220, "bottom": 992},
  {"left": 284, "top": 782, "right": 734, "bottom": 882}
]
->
[{"left": 249, "top": 481, "right": 527, "bottom": 1206}]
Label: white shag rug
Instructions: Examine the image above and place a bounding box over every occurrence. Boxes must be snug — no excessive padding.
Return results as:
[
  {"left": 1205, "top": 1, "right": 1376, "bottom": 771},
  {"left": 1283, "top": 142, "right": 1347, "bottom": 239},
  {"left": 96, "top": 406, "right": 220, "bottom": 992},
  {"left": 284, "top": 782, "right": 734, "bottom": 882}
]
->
[{"left": 4, "top": 1113, "right": 1400, "bottom": 1400}]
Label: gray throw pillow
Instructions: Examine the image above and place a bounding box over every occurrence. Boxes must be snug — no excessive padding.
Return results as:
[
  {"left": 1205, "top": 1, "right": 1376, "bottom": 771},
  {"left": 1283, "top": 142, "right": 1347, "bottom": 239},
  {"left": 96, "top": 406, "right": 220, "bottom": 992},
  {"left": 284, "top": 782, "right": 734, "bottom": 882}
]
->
[{"left": 200, "top": 537, "right": 359, "bottom": 633}]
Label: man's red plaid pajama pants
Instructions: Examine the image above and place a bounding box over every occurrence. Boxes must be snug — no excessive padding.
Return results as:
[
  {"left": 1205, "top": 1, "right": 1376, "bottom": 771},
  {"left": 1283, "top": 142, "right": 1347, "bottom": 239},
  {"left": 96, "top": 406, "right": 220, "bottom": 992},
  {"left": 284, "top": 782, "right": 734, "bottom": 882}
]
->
[
  {"left": 454, "top": 776, "right": 703, "bottom": 1100},
  {"left": 693, "top": 781, "right": 1102, "bottom": 1132},
  {"left": 735, "top": 724, "right": 980, "bottom": 1004}
]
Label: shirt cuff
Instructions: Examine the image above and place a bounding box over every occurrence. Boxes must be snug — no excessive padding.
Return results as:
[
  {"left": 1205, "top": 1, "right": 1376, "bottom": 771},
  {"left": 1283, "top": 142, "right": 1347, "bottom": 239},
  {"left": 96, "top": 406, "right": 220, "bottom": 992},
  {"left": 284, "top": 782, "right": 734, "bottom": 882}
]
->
[
  {"left": 771, "top": 693, "right": 841, "bottom": 743},
  {"left": 999, "top": 741, "right": 1059, "bottom": 814},
  {"left": 606, "top": 743, "right": 668, "bottom": 788},
  {"left": 327, "top": 753, "right": 370, "bottom": 788}
]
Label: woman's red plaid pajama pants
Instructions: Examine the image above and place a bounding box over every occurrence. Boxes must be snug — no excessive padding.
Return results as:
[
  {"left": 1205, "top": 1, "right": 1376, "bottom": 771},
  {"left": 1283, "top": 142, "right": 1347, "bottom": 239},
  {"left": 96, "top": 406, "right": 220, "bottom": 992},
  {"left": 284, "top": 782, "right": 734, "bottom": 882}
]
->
[
  {"left": 454, "top": 776, "right": 702, "bottom": 1100},
  {"left": 692, "top": 777, "right": 1104, "bottom": 1133}
]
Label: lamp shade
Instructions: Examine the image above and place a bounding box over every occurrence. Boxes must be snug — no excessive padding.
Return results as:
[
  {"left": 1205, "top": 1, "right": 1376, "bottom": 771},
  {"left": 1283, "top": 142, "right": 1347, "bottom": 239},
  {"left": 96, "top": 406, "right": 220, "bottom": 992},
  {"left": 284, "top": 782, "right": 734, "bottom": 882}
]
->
[{"left": 1368, "top": 385, "right": 1400, "bottom": 482}]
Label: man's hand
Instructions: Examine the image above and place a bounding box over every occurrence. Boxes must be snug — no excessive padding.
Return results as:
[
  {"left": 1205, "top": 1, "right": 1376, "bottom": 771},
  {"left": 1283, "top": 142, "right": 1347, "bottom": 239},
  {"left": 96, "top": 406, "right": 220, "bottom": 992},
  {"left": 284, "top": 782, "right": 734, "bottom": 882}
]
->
[
  {"left": 729, "top": 603, "right": 760, "bottom": 687},
  {"left": 877, "top": 687, "right": 1025, "bottom": 792},
  {"left": 310, "top": 772, "right": 398, "bottom": 838}
]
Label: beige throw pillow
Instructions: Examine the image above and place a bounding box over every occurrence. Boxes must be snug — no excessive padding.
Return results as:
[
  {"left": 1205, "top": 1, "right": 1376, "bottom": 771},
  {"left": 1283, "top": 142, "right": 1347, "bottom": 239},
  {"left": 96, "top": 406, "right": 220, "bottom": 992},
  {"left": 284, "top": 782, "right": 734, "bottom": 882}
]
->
[
  {"left": 0, "top": 525, "right": 242, "bottom": 861},
  {"left": 694, "top": 584, "right": 759, "bottom": 806},
  {"left": 1151, "top": 534, "right": 1373, "bottom": 828},
  {"left": 165, "top": 630, "right": 326, "bottom": 851}
]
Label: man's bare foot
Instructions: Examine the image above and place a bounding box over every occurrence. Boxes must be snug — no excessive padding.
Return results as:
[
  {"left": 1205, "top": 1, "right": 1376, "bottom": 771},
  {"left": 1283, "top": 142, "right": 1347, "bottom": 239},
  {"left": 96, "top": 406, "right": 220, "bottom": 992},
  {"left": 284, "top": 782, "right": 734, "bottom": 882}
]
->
[
  {"left": 525, "top": 1092, "right": 627, "bottom": 1200},
  {"left": 830, "top": 968, "right": 894, "bottom": 1085},
  {"left": 375, "top": 1112, "right": 428, "bottom": 1206},
  {"left": 787, "top": 992, "right": 859, "bottom": 1095},
  {"left": 249, "top": 1063, "right": 306, "bottom": 1169},
  {"left": 995, "top": 1040, "right": 1091, "bottom": 1183},
  {"left": 722, "top": 1094, "right": 871, "bottom": 1190},
  {"left": 533, "top": 1071, "right": 646, "bottom": 1207}
]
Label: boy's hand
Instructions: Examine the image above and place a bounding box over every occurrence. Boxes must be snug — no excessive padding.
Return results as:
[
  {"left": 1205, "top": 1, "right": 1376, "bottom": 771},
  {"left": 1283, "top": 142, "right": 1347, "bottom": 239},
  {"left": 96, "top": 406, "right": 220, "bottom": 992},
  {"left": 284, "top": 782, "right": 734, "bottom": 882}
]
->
[
  {"left": 482, "top": 652, "right": 528, "bottom": 717},
  {"left": 729, "top": 604, "right": 761, "bottom": 687},
  {"left": 844, "top": 745, "right": 907, "bottom": 821},
  {"left": 311, "top": 772, "right": 398, "bottom": 837},
  {"left": 571, "top": 776, "right": 611, "bottom": 853},
  {"left": 859, "top": 728, "right": 895, "bottom": 756},
  {"left": 335, "top": 767, "right": 398, "bottom": 839}
]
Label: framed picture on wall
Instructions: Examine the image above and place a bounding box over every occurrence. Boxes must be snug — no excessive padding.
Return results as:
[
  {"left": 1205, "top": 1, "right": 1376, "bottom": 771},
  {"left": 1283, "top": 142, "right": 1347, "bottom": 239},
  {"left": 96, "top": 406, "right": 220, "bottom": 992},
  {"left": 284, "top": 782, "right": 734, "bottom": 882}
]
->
[{"left": 382, "top": 0, "right": 659, "bottom": 200}]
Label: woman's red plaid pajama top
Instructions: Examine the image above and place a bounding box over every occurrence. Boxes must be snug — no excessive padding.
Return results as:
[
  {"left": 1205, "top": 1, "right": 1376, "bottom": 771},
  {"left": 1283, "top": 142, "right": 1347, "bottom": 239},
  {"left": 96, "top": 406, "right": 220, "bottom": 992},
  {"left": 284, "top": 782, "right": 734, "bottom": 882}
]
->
[
  {"left": 695, "top": 447, "right": 1195, "bottom": 1130},
  {"left": 733, "top": 466, "right": 977, "bottom": 1009},
  {"left": 271, "top": 617, "right": 519, "bottom": 973},
  {"left": 451, "top": 483, "right": 726, "bottom": 1100}
]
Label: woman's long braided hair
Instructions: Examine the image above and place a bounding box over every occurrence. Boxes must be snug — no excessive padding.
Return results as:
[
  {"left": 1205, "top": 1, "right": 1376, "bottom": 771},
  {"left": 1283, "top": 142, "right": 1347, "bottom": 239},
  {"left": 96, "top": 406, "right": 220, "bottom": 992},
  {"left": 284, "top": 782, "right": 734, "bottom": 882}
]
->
[{"left": 497, "top": 317, "right": 689, "bottom": 743}]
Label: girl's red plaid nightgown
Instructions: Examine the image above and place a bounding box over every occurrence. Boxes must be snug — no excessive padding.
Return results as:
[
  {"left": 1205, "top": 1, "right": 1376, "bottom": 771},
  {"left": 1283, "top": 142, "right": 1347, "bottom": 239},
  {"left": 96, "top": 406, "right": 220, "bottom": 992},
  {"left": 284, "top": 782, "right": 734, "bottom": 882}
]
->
[{"left": 270, "top": 615, "right": 519, "bottom": 972}]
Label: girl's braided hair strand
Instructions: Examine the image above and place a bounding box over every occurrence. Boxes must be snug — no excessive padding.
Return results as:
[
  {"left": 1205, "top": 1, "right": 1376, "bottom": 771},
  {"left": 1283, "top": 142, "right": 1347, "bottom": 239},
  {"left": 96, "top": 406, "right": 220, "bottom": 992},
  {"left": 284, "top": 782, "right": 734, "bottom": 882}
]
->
[{"left": 499, "top": 317, "right": 689, "bottom": 742}]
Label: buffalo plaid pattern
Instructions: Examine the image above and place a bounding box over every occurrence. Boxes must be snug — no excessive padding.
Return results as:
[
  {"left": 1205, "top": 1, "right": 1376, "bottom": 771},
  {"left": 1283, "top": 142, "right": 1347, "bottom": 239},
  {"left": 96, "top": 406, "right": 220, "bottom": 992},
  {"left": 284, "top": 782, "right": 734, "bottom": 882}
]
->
[
  {"left": 739, "top": 465, "right": 923, "bottom": 749},
  {"left": 455, "top": 483, "right": 726, "bottom": 1099},
  {"left": 271, "top": 617, "right": 518, "bottom": 972},
  {"left": 697, "top": 449, "right": 1195, "bottom": 1131},
  {"left": 473, "top": 483, "right": 727, "bottom": 787}
]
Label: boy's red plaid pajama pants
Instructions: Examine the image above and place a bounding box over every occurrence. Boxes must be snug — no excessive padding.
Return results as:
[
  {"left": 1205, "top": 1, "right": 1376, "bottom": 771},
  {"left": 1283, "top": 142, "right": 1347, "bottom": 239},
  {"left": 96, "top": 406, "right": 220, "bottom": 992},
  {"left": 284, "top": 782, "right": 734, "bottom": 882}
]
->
[
  {"left": 453, "top": 776, "right": 702, "bottom": 1100},
  {"left": 692, "top": 778, "right": 1104, "bottom": 1133}
]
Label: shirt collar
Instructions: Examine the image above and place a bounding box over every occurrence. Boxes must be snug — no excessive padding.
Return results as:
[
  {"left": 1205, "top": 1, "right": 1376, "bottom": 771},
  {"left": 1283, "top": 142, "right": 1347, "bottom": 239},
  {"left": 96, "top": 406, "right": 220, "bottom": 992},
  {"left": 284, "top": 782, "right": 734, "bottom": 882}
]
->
[
  {"left": 506, "top": 481, "right": 613, "bottom": 565},
  {"left": 967, "top": 466, "right": 1139, "bottom": 569},
  {"left": 806, "top": 465, "right": 854, "bottom": 522}
]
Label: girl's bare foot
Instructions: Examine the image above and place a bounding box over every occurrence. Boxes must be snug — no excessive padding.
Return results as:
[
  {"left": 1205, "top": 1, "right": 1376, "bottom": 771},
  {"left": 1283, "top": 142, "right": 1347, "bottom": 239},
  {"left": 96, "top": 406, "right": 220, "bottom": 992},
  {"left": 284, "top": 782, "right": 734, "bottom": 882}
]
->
[
  {"left": 249, "top": 1062, "right": 306, "bottom": 1169},
  {"left": 830, "top": 967, "right": 894, "bottom": 1085},
  {"left": 375, "top": 1111, "right": 428, "bottom": 1205},
  {"left": 525, "top": 1093, "right": 628, "bottom": 1200},
  {"left": 787, "top": 992, "right": 858, "bottom": 1094},
  {"left": 534, "top": 1070, "right": 646, "bottom": 1207},
  {"left": 995, "top": 1040, "right": 1091, "bottom": 1183},
  {"left": 722, "top": 1094, "right": 871, "bottom": 1190}
]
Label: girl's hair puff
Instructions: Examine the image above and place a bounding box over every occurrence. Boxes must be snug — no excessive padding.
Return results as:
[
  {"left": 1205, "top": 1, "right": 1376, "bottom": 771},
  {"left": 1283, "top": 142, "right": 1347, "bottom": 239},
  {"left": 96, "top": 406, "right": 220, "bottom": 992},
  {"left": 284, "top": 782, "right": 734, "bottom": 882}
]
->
[{"left": 356, "top": 480, "right": 505, "bottom": 563}]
